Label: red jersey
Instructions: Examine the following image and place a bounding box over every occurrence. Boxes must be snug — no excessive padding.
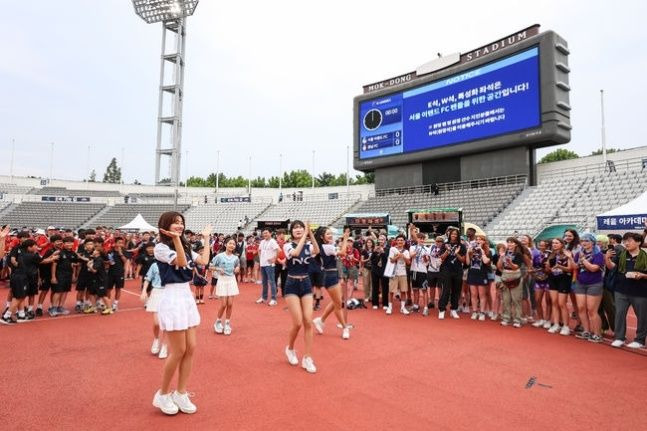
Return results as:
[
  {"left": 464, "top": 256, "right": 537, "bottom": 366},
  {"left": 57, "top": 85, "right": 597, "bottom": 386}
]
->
[
  {"left": 342, "top": 248, "right": 360, "bottom": 268},
  {"left": 245, "top": 244, "right": 258, "bottom": 261}
]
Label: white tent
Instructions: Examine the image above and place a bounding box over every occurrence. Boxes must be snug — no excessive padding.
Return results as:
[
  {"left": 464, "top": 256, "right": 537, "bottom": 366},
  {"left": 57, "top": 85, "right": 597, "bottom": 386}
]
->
[
  {"left": 596, "top": 191, "right": 647, "bottom": 233},
  {"left": 118, "top": 214, "right": 158, "bottom": 233}
]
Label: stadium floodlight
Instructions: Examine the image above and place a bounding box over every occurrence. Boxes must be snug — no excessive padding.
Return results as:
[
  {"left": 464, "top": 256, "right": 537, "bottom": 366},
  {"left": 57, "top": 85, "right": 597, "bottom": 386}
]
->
[
  {"left": 131, "top": 0, "right": 199, "bottom": 192},
  {"left": 132, "top": 0, "right": 199, "bottom": 24}
]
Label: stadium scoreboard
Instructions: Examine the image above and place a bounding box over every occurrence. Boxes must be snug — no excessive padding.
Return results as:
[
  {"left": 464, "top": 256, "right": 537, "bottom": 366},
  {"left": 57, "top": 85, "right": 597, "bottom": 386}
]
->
[{"left": 354, "top": 25, "right": 571, "bottom": 171}]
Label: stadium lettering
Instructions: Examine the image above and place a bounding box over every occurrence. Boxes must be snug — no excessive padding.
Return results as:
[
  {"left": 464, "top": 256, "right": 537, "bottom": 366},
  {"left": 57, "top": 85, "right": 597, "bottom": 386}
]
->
[
  {"left": 465, "top": 31, "right": 529, "bottom": 61},
  {"left": 389, "top": 74, "right": 412, "bottom": 86}
]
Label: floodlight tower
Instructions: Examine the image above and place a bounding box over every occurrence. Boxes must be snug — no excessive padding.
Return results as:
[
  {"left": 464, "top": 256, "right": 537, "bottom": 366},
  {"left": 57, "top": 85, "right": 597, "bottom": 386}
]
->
[{"left": 132, "top": 1, "right": 199, "bottom": 187}]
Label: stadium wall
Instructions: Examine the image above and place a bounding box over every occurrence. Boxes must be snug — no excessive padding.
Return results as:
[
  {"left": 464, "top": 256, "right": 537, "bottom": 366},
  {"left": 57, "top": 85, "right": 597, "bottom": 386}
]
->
[{"left": 0, "top": 175, "right": 375, "bottom": 201}]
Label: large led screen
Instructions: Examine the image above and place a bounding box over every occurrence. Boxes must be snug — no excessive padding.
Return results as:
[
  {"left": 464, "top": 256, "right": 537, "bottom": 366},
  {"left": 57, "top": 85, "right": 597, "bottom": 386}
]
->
[{"left": 358, "top": 47, "right": 540, "bottom": 160}]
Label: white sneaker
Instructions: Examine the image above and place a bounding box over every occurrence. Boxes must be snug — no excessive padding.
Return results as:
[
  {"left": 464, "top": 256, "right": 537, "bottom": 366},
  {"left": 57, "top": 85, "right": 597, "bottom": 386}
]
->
[
  {"left": 385, "top": 306, "right": 392, "bottom": 315},
  {"left": 372, "top": 305, "right": 378, "bottom": 310},
  {"left": 285, "top": 346, "right": 298, "bottom": 365},
  {"left": 438, "top": 311, "right": 445, "bottom": 320},
  {"left": 255, "top": 297, "right": 264, "bottom": 304},
  {"left": 470, "top": 312, "right": 479, "bottom": 320},
  {"left": 151, "top": 338, "right": 161, "bottom": 355},
  {"left": 158, "top": 344, "right": 168, "bottom": 359},
  {"left": 268, "top": 299, "right": 277, "bottom": 306},
  {"left": 301, "top": 356, "right": 317, "bottom": 373},
  {"left": 213, "top": 320, "right": 224, "bottom": 334},
  {"left": 543, "top": 321, "right": 552, "bottom": 329},
  {"left": 450, "top": 310, "right": 460, "bottom": 319},
  {"left": 422, "top": 306, "right": 429, "bottom": 316},
  {"left": 559, "top": 326, "right": 571, "bottom": 336},
  {"left": 513, "top": 321, "right": 522, "bottom": 328},
  {"left": 532, "top": 319, "right": 545, "bottom": 328},
  {"left": 342, "top": 327, "right": 350, "bottom": 340},
  {"left": 153, "top": 390, "right": 179, "bottom": 415},
  {"left": 382, "top": 306, "right": 388, "bottom": 310},
  {"left": 547, "top": 324, "right": 560, "bottom": 334},
  {"left": 223, "top": 322, "right": 232, "bottom": 336},
  {"left": 478, "top": 313, "right": 486, "bottom": 321},
  {"left": 611, "top": 339, "right": 625, "bottom": 348},
  {"left": 490, "top": 312, "right": 498, "bottom": 321},
  {"left": 400, "top": 306, "right": 410, "bottom": 315},
  {"left": 626, "top": 341, "right": 645, "bottom": 349},
  {"left": 171, "top": 391, "right": 197, "bottom": 414},
  {"left": 313, "top": 317, "right": 324, "bottom": 334}
]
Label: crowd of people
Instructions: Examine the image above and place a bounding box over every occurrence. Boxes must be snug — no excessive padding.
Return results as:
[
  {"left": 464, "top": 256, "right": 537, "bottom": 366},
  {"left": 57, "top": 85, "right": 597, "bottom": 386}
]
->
[{"left": 1, "top": 215, "right": 646, "bottom": 415}]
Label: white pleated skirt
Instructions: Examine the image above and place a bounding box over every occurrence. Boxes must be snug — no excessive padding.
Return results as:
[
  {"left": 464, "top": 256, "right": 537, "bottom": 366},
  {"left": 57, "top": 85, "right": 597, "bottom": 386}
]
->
[
  {"left": 215, "top": 275, "right": 239, "bottom": 297},
  {"left": 145, "top": 288, "right": 163, "bottom": 313},
  {"left": 157, "top": 282, "right": 201, "bottom": 331}
]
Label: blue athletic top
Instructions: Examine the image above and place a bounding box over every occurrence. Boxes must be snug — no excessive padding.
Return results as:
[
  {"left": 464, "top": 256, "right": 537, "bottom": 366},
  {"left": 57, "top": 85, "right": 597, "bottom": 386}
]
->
[
  {"left": 284, "top": 242, "right": 314, "bottom": 276},
  {"left": 154, "top": 243, "right": 199, "bottom": 286},
  {"left": 144, "top": 262, "right": 163, "bottom": 289}
]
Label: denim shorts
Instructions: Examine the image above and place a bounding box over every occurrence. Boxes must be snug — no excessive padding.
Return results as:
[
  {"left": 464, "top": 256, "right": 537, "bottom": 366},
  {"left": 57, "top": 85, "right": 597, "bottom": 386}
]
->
[
  {"left": 285, "top": 275, "right": 313, "bottom": 298},
  {"left": 324, "top": 270, "right": 339, "bottom": 288},
  {"left": 309, "top": 270, "right": 325, "bottom": 287},
  {"left": 572, "top": 281, "right": 603, "bottom": 296}
]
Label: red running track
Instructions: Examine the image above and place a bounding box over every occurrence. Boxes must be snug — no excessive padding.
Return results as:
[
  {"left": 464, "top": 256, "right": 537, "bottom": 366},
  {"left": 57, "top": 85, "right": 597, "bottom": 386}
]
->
[{"left": 0, "top": 280, "right": 645, "bottom": 430}]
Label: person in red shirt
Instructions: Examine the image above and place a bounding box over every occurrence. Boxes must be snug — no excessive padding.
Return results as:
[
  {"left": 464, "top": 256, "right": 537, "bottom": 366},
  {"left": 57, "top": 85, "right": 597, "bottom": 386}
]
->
[
  {"left": 342, "top": 238, "right": 360, "bottom": 301},
  {"left": 274, "top": 229, "right": 287, "bottom": 296},
  {"left": 245, "top": 237, "right": 258, "bottom": 283}
]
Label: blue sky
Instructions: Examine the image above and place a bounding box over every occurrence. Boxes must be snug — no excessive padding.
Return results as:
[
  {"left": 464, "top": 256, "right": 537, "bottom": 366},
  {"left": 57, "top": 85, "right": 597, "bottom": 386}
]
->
[{"left": 2, "top": 0, "right": 646, "bottom": 184}]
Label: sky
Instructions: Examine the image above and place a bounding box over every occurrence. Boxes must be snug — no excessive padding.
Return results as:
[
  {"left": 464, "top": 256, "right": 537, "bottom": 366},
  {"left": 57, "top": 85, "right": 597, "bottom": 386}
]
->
[{"left": 1, "top": 0, "right": 646, "bottom": 184}]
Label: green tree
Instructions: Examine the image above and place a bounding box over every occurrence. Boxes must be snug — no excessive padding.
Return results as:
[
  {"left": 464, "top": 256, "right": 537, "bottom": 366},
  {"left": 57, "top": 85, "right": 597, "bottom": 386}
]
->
[
  {"left": 590, "top": 148, "right": 619, "bottom": 156},
  {"left": 251, "top": 176, "right": 267, "bottom": 188},
  {"left": 316, "top": 172, "right": 335, "bottom": 187},
  {"left": 187, "top": 176, "right": 209, "bottom": 187},
  {"left": 267, "top": 176, "right": 281, "bottom": 188},
  {"left": 538, "top": 148, "right": 579, "bottom": 164},
  {"left": 102, "top": 157, "right": 122, "bottom": 183},
  {"left": 282, "top": 170, "right": 313, "bottom": 188},
  {"left": 88, "top": 169, "right": 96, "bottom": 182}
]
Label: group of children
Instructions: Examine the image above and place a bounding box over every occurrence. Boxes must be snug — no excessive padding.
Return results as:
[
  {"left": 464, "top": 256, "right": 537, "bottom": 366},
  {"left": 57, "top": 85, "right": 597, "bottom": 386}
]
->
[{"left": 0, "top": 227, "right": 143, "bottom": 324}]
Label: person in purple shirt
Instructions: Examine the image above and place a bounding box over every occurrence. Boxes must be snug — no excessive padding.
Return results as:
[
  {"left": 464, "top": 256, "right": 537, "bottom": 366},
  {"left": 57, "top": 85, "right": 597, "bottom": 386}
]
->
[{"left": 572, "top": 232, "right": 605, "bottom": 342}]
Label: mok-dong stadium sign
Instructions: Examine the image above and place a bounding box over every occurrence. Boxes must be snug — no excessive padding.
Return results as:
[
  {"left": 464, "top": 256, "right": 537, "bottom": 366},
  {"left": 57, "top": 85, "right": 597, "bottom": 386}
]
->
[{"left": 363, "top": 24, "right": 540, "bottom": 94}]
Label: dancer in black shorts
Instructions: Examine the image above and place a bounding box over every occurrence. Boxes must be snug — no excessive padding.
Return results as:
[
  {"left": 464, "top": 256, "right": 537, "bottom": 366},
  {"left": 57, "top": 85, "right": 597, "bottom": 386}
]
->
[
  {"left": 283, "top": 221, "right": 320, "bottom": 373},
  {"left": 312, "top": 227, "right": 351, "bottom": 339}
]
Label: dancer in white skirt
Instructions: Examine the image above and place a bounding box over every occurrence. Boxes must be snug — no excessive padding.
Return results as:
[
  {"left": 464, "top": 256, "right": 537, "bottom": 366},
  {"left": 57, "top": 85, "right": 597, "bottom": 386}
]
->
[
  {"left": 210, "top": 236, "right": 240, "bottom": 336},
  {"left": 152, "top": 212, "right": 212, "bottom": 416},
  {"left": 139, "top": 261, "right": 168, "bottom": 359}
]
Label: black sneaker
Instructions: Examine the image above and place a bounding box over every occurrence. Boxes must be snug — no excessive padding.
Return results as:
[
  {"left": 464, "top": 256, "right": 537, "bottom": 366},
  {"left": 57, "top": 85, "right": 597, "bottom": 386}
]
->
[
  {"left": 428, "top": 303, "right": 435, "bottom": 309},
  {"left": 74, "top": 304, "right": 82, "bottom": 313},
  {"left": 588, "top": 334, "right": 603, "bottom": 343},
  {"left": 27, "top": 311, "right": 35, "bottom": 320},
  {"left": 574, "top": 324, "right": 585, "bottom": 334},
  {"left": 16, "top": 314, "right": 29, "bottom": 323},
  {"left": 0, "top": 315, "right": 17, "bottom": 325},
  {"left": 35, "top": 308, "right": 43, "bottom": 317},
  {"left": 575, "top": 331, "right": 591, "bottom": 340}
]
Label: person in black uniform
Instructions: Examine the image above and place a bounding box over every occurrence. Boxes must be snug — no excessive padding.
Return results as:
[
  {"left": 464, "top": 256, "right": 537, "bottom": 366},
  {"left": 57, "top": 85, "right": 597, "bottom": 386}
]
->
[
  {"left": 84, "top": 238, "right": 113, "bottom": 315},
  {"left": 74, "top": 239, "right": 95, "bottom": 313},
  {"left": 2, "top": 240, "right": 58, "bottom": 324},
  {"left": 50, "top": 237, "right": 79, "bottom": 316},
  {"left": 106, "top": 237, "right": 127, "bottom": 311},
  {"left": 135, "top": 242, "right": 157, "bottom": 291}
]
